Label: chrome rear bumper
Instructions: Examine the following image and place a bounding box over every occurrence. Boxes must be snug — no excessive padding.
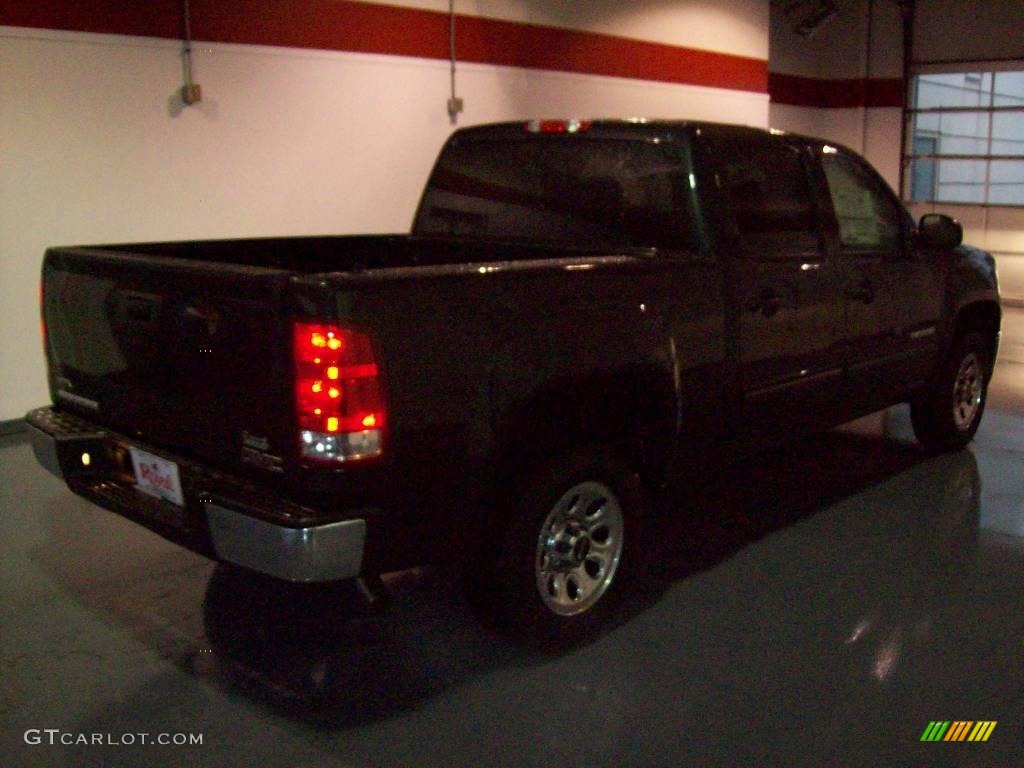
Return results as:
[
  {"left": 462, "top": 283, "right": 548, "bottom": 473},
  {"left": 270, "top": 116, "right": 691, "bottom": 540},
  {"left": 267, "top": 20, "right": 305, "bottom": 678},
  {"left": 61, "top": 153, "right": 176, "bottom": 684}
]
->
[
  {"left": 26, "top": 406, "right": 367, "bottom": 583},
  {"left": 206, "top": 505, "right": 365, "bottom": 582}
]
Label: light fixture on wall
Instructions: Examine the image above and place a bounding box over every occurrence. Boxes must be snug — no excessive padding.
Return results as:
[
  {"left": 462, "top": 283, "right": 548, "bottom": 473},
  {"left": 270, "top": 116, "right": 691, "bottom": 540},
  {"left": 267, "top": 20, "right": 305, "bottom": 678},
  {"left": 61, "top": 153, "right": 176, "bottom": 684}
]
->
[{"left": 778, "top": 0, "right": 839, "bottom": 38}]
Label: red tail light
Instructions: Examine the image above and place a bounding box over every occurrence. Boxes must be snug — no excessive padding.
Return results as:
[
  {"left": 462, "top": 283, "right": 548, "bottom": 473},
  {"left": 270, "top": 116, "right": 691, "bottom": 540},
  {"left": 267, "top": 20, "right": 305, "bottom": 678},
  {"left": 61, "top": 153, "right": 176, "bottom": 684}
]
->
[
  {"left": 293, "top": 322, "right": 386, "bottom": 462},
  {"left": 39, "top": 280, "right": 46, "bottom": 351}
]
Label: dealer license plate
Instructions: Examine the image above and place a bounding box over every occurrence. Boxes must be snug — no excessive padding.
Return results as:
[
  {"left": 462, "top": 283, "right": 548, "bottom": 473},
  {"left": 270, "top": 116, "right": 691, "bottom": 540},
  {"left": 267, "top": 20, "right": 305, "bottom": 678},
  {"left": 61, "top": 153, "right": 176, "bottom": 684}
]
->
[{"left": 129, "top": 447, "right": 185, "bottom": 507}]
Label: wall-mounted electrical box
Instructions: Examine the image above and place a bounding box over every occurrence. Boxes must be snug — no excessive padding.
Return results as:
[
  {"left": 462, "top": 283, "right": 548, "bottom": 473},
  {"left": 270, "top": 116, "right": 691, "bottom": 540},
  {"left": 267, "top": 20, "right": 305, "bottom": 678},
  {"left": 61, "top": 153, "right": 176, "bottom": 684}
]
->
[{"left": 182, "top": 83, "right": 202, "bottom": 105}]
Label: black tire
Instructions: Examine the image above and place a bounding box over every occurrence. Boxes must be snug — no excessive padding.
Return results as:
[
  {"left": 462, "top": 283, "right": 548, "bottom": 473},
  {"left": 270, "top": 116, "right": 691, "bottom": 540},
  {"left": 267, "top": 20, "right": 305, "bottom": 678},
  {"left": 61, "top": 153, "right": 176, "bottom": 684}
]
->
[
  {"left": 911, "top": 332, "right": 991, "bottom": 452},
  {"left": 471, "top": 446, "right": 644, "bottom": 650}
]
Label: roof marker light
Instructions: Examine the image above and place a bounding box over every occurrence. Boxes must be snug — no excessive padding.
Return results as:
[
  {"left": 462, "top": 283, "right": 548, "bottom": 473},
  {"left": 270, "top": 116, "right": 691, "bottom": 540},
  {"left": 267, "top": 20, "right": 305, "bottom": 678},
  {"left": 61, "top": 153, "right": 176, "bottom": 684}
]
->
[{"left": 526, "top": 119, "right": 592, "bottom": 134}]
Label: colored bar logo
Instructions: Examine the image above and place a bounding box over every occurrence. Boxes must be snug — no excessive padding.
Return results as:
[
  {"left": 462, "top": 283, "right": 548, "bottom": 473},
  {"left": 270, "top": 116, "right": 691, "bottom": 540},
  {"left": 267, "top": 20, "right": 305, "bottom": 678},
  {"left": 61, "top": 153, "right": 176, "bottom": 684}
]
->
[{"left": 920, "top": 721, "right": 996, "bottom": 742}]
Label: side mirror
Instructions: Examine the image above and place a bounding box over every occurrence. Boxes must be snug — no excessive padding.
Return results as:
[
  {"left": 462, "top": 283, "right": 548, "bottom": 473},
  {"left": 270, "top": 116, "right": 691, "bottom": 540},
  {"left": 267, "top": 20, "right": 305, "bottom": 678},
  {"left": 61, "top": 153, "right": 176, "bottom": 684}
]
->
[{"left": 918, "top": 213, "right": 963, "bottom": 249}]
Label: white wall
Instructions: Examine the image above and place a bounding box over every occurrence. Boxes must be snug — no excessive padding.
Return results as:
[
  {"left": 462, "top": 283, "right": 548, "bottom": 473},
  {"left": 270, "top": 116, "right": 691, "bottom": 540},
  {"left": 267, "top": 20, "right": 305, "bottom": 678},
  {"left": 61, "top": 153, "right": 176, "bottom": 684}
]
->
[
  {"left": 913, "top": 0, "right": 1024, "bottom": 64},
  {"left": 770, "top": 0, "right": 901, "bottom": 80},
  {"left": 768, "top": 0, "right": 904, "bottom": 187},
  {"left": 0, "top": 5, "right": 769, "bottom": 421}
]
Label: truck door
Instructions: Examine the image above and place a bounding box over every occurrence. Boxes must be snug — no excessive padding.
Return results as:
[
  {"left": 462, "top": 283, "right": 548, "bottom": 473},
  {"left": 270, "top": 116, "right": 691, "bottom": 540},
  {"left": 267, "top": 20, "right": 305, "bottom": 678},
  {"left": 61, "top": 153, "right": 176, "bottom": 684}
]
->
[
  {"left": 700, "top": 132, "right": 845, "bottom": 439},
  {"left": 817, "top": 148, "right": 927, "bottom": 405}
]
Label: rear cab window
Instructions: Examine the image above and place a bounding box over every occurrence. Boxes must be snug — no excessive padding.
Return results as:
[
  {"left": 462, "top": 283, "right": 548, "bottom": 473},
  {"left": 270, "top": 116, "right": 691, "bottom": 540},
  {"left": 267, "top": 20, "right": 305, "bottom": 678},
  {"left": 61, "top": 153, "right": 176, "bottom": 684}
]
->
[{"left": 413, "top": 130, "right": 702, "bottom": 253}]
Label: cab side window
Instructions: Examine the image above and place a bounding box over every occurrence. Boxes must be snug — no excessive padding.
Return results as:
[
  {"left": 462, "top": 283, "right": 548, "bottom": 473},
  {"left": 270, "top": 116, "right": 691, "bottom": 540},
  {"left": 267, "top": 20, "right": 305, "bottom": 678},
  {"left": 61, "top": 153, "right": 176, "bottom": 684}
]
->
[
  {"left": 715, "top": 142, "right": 820, "bottom": 258},
  {"left": 822, "top": 153, "right": 903, "bottom": 251}
]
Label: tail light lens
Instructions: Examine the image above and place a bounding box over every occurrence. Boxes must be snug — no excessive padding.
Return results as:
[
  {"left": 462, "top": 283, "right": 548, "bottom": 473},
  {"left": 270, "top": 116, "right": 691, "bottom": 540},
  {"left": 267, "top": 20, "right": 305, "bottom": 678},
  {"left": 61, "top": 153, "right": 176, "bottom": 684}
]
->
[
  {"left": 39, "top": 280, "right": 46, "bottom": 351},
  {"left": 293, "top": 322, "right": 386, "bottom": 462}
]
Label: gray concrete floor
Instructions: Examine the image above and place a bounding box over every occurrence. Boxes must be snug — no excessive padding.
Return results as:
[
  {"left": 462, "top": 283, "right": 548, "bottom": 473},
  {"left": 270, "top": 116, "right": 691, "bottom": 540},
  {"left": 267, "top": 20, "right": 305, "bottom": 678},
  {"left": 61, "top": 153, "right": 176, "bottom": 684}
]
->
[{"left": 4, "top": 311, "right": 1024, "bottom": 768}]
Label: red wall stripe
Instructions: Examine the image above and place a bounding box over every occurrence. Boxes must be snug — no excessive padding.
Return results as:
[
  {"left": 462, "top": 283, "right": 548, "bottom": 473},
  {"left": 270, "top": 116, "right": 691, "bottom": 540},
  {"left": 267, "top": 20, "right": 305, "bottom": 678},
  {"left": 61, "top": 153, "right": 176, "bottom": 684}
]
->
[
  {"left": 448, "top": 15, "right": 767, "bottom": 93},
  {"left": 769, "top": 72, "right": 903, "bottom": 108},
  {"left": 2, "top": 0, "right": 767, "bottom": 94},
  {"left": 1, "top": 0, "right": 181, "bottom": 39}
]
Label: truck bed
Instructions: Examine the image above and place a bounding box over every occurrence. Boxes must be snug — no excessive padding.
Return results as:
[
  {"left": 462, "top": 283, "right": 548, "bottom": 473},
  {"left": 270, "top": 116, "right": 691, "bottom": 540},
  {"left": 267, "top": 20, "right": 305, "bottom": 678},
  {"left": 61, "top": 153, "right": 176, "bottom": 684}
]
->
[{"left": 41, "top": 235, "right": 653, "bottom": 484}]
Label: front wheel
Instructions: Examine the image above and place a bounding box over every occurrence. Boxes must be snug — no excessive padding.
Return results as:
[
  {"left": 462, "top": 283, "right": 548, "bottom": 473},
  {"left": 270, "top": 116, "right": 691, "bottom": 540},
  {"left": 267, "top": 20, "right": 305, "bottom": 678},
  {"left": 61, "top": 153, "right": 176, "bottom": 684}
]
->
[
  {"left": 474, "top": 446, "right": 643, "bottom": 649},
  {"left": 911, "top": 332, "right": 991, "bottom": 452}
]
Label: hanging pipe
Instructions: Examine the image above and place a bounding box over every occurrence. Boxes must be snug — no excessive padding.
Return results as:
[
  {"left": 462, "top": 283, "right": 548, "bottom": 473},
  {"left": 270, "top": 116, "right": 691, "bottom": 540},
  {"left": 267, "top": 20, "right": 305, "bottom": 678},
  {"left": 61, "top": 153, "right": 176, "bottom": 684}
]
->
[
  {"left": 447, "top": 0, "right": 463, "bottom": 122},
  {"left": 181, "top": 0, "right": 201, "bottom": 104}
]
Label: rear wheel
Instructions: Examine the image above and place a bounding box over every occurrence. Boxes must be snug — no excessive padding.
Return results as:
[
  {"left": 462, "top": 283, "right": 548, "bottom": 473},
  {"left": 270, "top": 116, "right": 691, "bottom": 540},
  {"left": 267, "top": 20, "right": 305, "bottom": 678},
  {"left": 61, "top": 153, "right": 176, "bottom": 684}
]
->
[
  {"left": 911, "top": 332, "right": 991, "bottom": 451},
  {"left": 534, "top": 479, "right": 625, "bottom": 617},
  {"left": 473, "top": 446, "right": 643, "bottom": 649}
]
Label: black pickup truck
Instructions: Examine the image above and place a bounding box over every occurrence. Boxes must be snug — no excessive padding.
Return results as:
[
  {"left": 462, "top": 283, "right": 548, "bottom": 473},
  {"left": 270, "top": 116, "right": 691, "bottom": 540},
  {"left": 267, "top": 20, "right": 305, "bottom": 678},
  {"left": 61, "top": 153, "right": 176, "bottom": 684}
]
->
[{"left": 27, "top": 120, "right": 1000, "bottom": 646}]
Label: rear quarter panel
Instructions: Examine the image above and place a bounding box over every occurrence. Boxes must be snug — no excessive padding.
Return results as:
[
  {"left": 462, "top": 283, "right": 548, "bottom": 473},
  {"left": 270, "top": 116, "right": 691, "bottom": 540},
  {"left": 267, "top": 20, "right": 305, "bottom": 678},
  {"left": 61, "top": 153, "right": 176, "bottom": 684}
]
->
[{"left": 300, "top": 253, "right": 725, "bottom": 570}]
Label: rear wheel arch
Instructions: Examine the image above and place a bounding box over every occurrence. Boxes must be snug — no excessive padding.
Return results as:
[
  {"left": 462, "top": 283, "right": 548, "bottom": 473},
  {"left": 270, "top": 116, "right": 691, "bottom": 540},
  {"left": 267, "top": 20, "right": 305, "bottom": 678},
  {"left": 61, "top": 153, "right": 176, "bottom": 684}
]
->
[
  {"left": 462, "top": 369, "right": 674, "bottom": 618},
  {"left": 482, "top": 367, "right": 677, "bottom": 498}
]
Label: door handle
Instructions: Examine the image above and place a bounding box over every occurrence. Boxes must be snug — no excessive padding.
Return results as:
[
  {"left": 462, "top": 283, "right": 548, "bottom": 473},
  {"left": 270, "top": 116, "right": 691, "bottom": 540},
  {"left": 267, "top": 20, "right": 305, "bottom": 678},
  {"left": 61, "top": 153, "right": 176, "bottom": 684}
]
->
[
  {"left": 845, "top": 280, "right": 875, "bottom": 304},
  {"left": 746, "top": 288, "right": 782, "bottom": 317}
]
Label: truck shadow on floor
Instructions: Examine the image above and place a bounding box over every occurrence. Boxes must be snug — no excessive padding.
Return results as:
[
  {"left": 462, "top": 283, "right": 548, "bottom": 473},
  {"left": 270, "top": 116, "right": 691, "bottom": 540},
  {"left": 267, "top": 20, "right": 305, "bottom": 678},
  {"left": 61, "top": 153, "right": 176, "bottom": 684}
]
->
[{"left": 198, "top": 427, "right": 979, "bottom": 728}]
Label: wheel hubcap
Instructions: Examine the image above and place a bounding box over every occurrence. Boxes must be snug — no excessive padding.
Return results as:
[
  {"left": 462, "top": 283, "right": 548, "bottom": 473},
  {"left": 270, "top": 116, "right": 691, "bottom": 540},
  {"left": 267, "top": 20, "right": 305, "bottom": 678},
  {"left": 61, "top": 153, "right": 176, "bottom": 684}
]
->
[
  {"left": 952, "top": 352, "right": 983, "bottom": 431},
  {"left": 535, "top": 481, "right": 624, "bottom": 616}
]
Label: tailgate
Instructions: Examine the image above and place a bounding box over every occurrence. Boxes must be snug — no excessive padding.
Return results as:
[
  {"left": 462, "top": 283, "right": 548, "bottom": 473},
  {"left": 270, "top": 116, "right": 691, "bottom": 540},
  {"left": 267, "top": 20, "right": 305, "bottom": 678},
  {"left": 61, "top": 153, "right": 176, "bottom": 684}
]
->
[{"left": 42, "top": 247, "right": 295, "bottom": 475}]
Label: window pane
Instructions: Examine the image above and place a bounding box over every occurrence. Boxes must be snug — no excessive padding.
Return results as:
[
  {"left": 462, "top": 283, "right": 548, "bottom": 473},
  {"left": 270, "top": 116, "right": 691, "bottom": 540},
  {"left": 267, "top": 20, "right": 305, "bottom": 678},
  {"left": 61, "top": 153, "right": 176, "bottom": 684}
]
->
[
  {"left": 935, "top": 159, "right": 987, "bottom": 203},
  {"left": 915, "top": 73, "right": 992, "bottom": 109},
  {"left": 993, "top": 72, "right": 1024, "bottom": 107},
  {"left": 823, "top": 155, "right": 902, "bottom": 249},
  {"left": 715, "top": 144, "right": 819, "bottom": 257},
  {"left": 908, "top": 158, "right": 937, "bottom": 202},
  {"left": 988, "top": 160, "right": 1024, "bottom": 205},
  {"left": 416, "top": 138, "right": 696, "bottom": 250},
  {"left": 911, "top": 112, "right": 990, "bottom": 156},
  {"left": 992, "top": 111, "right": 1024, "bottom": 157}
]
